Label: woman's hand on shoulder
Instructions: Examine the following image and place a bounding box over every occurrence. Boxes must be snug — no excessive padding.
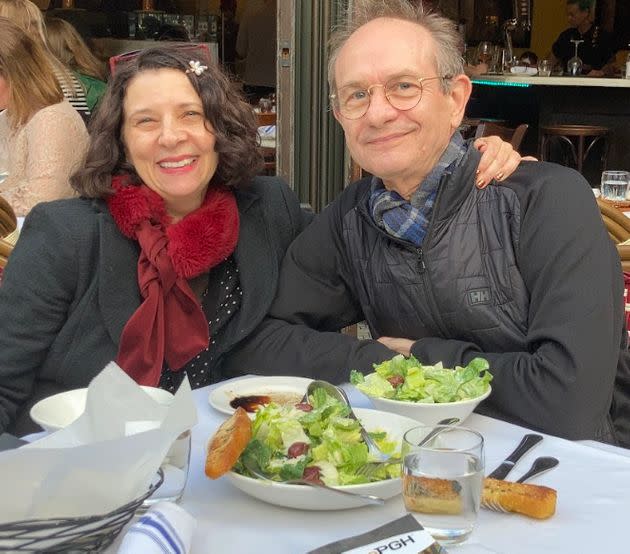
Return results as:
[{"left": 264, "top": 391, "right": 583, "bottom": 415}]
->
[{"left": 473, "top": 135, "right": 536, "bottom": 188}]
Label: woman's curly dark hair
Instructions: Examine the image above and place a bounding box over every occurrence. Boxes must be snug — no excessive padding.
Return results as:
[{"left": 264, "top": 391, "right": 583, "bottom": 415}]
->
[{"left": 71, "top": 45, "right": 262, "bottom": 197}]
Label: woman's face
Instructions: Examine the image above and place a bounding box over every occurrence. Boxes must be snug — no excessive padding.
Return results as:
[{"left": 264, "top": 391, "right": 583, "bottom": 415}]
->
[
  {"left": 0, "top": 74, "right": 10, "bottom": 111},
  {"left": 122, "top": 68, "right": 219, "bottom": 220}
]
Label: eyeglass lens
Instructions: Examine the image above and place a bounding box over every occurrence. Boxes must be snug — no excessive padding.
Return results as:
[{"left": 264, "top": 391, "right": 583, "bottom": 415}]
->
[{"left": 336, "top": 76, "right": 426, "bottom": 119}]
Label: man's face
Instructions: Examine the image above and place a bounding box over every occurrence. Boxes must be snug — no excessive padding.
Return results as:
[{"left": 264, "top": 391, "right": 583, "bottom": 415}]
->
[
  {"left": 567, "top": 4, "right": 590, "bottom": 28},
  {"left": 332, "top": 18, "right": 469, "bottom": 197}
]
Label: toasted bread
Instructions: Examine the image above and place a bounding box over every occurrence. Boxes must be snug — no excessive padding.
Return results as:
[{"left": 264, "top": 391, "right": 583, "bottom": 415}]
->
[
  {"left": 482, "top": 478, "right": 557, "bottom": 519},
  {"left": 402, "top": 474, "right": 463, "bottom": 515},
  {"left": 205, "top": 407, "right": 252, "bottom": 479}
]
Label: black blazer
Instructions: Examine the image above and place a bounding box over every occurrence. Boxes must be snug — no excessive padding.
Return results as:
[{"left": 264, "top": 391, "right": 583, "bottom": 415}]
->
[{"left": 0, "top": 177, "right": 310, "bottom": 435}]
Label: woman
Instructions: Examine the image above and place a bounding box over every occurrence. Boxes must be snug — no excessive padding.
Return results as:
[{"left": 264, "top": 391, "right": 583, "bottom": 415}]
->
[
  {"left": 551, "top": 0, "right": 616, "bottom": 76},
  {"left": 0, "top": 45, "right": 521, "bottom": 436},
  {"left": 0, "top": 46, "right": 311, "bottom": 436},
  {"left": 0, "top": 0, "right": 92, "bottom": 122},
  {"left": 0, "top": 17, "right": 87, "bottom": 216},
  {"left": 45, "top": 17, "right": 108, "bottom": 112}
]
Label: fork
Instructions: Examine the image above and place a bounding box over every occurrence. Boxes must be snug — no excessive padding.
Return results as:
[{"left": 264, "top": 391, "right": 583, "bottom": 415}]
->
[
  {"left": 304, "top": 380, "right": 392, "bottom": 462},
  {"left": 482, "top": 456, "right": 559, "bottom": 513},
  {"left": 241, "top": 458, "right": 385, "bottom": 505},
  {"left": 356, "top": 459, "right": 401, "bottom": 479}
]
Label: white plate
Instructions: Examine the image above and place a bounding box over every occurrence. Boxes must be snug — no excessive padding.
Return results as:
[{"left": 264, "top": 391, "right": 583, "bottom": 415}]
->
[
  {"left": 226, "top": 408, "right": 419, "bottom": 510},
  {"left": 208, "top": 376, "right": 313, "bottom": 416}
]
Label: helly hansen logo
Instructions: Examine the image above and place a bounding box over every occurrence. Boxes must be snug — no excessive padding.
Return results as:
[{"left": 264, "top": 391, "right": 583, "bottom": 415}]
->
[{"left": 468, "top": 288, "right": 491, "bottom": 305}]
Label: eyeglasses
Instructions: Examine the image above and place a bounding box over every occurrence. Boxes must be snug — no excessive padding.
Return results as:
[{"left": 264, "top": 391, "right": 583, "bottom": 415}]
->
[
  {"left": 108, "top": 43, "right": 212, "bottom": 75},
  {"left": 330, "top": 75, "right": 451, "bottom": 120}
]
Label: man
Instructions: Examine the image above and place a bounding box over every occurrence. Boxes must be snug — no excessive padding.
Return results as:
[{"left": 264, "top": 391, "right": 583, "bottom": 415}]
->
[
  {"left": 551, "top": 0, "right": 617, "bottom": 77},
  {"left": 225, "top": 0, "right": 630, "bottom": 447},
  {"left": 235, "top": 0, "right": 277, "bottom": 102}
]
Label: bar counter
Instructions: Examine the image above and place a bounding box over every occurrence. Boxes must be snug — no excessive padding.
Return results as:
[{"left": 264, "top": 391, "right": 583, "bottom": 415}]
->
[
  {"left": 468, "top": 75, "right": 630, "bottom": 180},
  {"left": 472, "top": 75, "right": 630, "bottom": 88}
]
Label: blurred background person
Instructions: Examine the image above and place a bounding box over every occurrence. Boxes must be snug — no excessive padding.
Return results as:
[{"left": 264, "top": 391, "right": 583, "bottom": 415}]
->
[
  {"left": 156, "top": 22, "right": 190, "bottom": 42},
  {"left": 0, "top": 17, "right": 87, "bottom": 216},
  {"left": 45, "top": 16, "right": 108, "bottom": 113},
  {"left": 464, "top": 62, "right": 488, "bottom": 77},
  {"left": 236, "top": 0, "right": 277, "bottom": 102},
  {"left": 0, "top": 0, "right": 92, "bottom": 122},
  {"left": 551, "top": 0, "right": 617, "bottom": 76}
]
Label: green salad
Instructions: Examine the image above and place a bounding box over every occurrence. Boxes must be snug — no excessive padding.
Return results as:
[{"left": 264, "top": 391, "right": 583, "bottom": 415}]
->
[
  {"left": 350, "top": 355, "right": 492, "bottom": 403},
  {"left": 234, "top": 388, "right": 400, "bottom": 485}
]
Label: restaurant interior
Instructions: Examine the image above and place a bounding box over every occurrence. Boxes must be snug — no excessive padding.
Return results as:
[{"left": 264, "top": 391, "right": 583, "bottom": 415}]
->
[{"left": 21, "top": 0, "right": 630, "bottom": 202}]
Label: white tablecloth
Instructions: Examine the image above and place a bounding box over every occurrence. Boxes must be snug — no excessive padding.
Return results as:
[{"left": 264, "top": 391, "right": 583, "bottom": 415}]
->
[{"left": 109, "top": 378, "right": 630, "bottom": 553}]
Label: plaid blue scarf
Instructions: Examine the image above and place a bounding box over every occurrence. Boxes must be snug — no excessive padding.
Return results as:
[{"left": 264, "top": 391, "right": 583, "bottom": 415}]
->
[{"left": 369, "top": 132, "right": 468, "bottom": 246}]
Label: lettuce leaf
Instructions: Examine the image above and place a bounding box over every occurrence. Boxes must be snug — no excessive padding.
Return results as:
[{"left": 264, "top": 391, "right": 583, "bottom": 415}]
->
[{"left": 351, "top": 356, "right": 492, "bottom": 403}]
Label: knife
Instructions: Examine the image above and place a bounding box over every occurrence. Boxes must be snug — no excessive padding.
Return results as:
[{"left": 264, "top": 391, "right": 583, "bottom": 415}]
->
[{"left": 487, "top": 433, "right": 543, "bottom": 480}]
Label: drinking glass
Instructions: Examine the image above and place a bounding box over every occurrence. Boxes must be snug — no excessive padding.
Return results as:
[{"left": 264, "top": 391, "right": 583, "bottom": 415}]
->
[
  {"left": 476, "top": 41, "right": 493, "bottom": 65},
  {"left": 601, "top": 171, "right": 630, "bottom": 201},
  {"left": 402, "top": 425, "right": 484, "bottom": 545},
  {"left": 567, "top": 39, "right": 584, "bottom": 76},
  {"left": 537, "top": 58, "right": 552, "bottom": 77},
  {"left": 139, "top": 391, "right": 192, "bottom": 511}
]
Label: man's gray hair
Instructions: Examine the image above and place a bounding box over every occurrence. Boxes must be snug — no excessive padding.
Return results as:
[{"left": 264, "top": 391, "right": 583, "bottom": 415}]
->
[{"left": 328, "top": 0, "right": 465, "bottom": 94}]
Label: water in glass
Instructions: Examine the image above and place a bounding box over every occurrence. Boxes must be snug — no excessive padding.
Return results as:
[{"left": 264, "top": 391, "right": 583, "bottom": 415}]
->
[
  {"left": 141, "top": 429, "right": 191, "bottom": 510},
  {"left": 402, "top": 425, "right": 484, "bottom": 545},
  {"left": 601, "top": 171, "right": 630, "bottom": 201}
]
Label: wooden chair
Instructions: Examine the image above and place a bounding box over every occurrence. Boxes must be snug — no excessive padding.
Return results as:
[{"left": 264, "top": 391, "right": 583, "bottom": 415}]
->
[
  {"left": 540, "top": 124, "right": 610, "bottom": 176},
  {"left": 474, "top": 122, "right": 529, "bottom": 152},
  {"left": 256, "top": 112, "right": 276, "bottom": 127},
  {"left": 0, "top": 194, "right": 16, "bottom": 238},
  {"left": 0, "top": 195, "right": 17, "bottom": 277},
  {"left": 597, "top": 198, "right": 630, "bottom": 271},
  {"left": 0, "top": 237, "right": 13, "bottom": 270}
]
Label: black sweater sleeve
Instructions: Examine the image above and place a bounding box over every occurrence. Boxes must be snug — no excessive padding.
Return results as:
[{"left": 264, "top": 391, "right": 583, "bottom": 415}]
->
[
  {"left": 223, "top": 186, "right": 395, "bottom": 382},
  {"left": 411, "top": 163, "right": 623, "bottom": 441}
]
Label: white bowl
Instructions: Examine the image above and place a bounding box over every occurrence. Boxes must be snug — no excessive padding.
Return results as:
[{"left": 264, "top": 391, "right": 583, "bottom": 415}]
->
[
  {"left": 363, "top": 386, "right": 491, "bottom": 427},
  {"left": 226, "top": 407, "right": 419, "bottom": 510},
  {"left": 30, "top": 386, "right": 174, "bottom": 432}
]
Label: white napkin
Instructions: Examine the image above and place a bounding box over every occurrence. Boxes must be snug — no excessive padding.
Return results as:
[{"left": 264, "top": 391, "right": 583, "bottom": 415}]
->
[{"left": 118, "top": 502, "right": 196, "bottom": 554}]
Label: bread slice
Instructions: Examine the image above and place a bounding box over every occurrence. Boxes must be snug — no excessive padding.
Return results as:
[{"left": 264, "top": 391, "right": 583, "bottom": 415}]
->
[
  {"left": 482, "top": 478, "right": 557, "bottom": 519},
  {"left": 402, "top": 475, "right": 463, "bottom": 514},
  {"left": 205, "top": 407, "right": 252, "bottom": 479}
]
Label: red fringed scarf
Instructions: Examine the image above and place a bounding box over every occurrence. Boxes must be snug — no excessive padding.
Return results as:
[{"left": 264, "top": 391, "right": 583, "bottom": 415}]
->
[{"left": 106, "top": 175, "right": 240, "bottom": 386}]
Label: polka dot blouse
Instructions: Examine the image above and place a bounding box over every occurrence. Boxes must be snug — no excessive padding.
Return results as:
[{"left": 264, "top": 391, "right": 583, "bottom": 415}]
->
[{"left": 160, "top": 256, "right": 242, "bottom": 393}]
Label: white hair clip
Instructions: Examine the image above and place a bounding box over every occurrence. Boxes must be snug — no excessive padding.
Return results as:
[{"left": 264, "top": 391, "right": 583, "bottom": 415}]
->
[{"left": 186, "top": 60, "right": 208, "bottom": 76}]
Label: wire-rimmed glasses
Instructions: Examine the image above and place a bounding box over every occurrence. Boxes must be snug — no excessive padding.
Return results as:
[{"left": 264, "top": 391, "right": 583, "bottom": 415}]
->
[{"left": 330, "top": 75, "right": 450, "bottom": 120}]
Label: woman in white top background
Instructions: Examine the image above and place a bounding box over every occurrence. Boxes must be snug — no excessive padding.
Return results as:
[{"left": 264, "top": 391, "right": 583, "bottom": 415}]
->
[
  {"left": 0, "top": 17, "right": 87, "bottom": 216},
  {"left": 0, "top": 0, "right": 92, "bottom": 123}
]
